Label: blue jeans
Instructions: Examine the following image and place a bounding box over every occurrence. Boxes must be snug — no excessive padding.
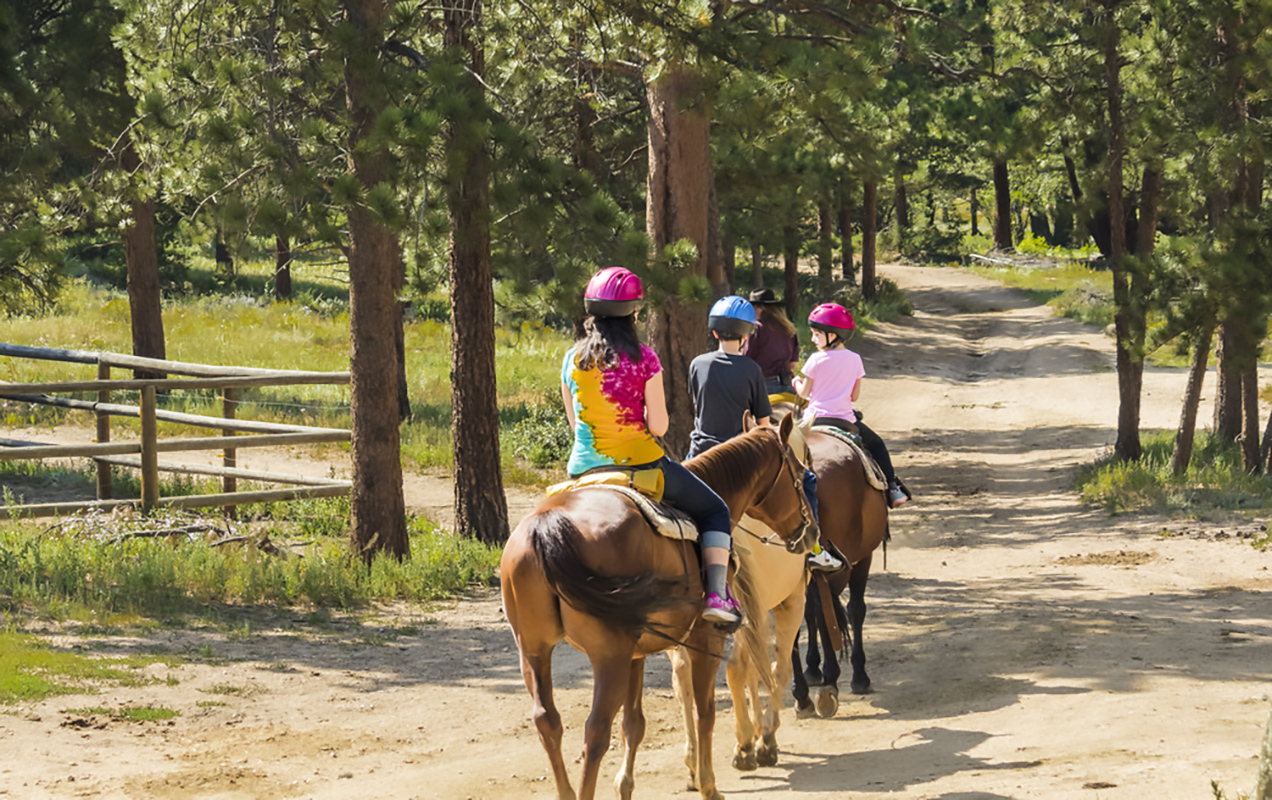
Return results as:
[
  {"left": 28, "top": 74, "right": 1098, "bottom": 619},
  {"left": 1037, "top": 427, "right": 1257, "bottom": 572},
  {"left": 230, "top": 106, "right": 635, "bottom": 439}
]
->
[{"left": 647, "top": 456, "right": 732, "bottom": 536}]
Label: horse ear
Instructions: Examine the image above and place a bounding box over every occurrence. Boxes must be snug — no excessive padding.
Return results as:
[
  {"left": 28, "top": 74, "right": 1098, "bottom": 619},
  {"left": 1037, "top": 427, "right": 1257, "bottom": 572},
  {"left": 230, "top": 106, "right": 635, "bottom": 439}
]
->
[
  {"left": 778, "top": 412, "right": 793, "bottom": 443},
  {"left": 742, "top": 409, "right": 755, "bottom": 432}
]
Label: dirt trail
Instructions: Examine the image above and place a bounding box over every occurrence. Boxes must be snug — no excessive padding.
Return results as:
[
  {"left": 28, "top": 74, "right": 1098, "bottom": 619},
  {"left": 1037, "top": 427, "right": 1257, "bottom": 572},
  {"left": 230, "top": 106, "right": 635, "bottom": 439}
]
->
[{"left": 4, "top": 264, "right": 1272, "bottom": 800}]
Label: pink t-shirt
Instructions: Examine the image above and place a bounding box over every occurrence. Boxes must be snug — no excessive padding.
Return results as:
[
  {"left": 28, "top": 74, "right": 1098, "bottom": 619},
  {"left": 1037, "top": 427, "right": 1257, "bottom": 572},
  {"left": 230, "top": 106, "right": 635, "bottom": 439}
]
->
[{"left": 802, "top": 348, "right": 865, "bottom": 421}]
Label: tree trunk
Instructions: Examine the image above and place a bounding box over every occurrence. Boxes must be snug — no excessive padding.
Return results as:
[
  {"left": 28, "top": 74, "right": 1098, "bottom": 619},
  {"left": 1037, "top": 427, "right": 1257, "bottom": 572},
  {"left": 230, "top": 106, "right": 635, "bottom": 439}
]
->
[
  {"left": 645, "top": 62, "right": 711, "bottom": 458},
  {"left": 893, "top": 165, "right": 909, "bottom": 251},
  {"left": 1106, "top": 20, "right": 1142, "bottom": 462},
  {"left": 817, "top": 201, "right": 833, "bottom": 288},
  {"left": 1241, "top": 364, "right": 1260, "bottom": 472},
  {"left": 722, "top": 232, "right": 736, "bottom": 294},
  {"left": 862, "top": 180, "right": 878, "bottom": 300},
  {"left": 1171, "top": 326, "right": 1213, "bottom": 476},
  {"left": 751, "top": 242, "right": 763, "bottom": 288},
  {"left": 274, "top": 234, "right": 292, "bottom": 300},
  {"left": 783, "top": 221, "right": 799, "bottom": 323},
  {"left": 444, "top": 0, "right": 509, "bottom": 543},
  {"left": 992, "top": 159, "right": 1013, "bottom": 251},
  {"left": 344, "top": 0, "right": 407, "bottom": 559},
  {"left": 119, "top": 138, "right": 166, "bottom": 378},
  {"left": 706, "top": 166, "right": 727, "bottom": 295},
  {"left": 1214, "top": 323, "right": 1242, "bottom": 441},
  {"left": 969, "top": 189, "right": 979, "bottom": 236},
  {"left": 839, "top": 177, "right": 855, "bottom": 284}
]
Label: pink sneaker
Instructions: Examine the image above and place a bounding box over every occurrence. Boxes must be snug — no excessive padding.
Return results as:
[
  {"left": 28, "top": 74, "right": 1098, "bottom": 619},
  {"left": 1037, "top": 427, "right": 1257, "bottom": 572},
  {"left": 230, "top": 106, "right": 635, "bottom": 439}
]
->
[{"left": 702, "top": 591, "right": 741, "bottom": 624}]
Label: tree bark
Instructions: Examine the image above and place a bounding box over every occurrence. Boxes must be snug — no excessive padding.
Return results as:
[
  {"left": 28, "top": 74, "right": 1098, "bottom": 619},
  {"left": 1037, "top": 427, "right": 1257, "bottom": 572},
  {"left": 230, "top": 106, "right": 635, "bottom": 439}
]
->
[
  {"left": 862, "top": 180, "right": 878, "bottom": 300},
  {"left": 783, "top": 221, "right": 799, "bottom": 322},
  {"left": 722, "top": 231, "right": 736, "bottom": 292},
  {"left": 839, "top": 177, "right": 855, "bottom": 283},
  {"left": 1241, "top": 364, "right": 1260, "bottom": 472},
  {"left": 817, "top": 201, "right": 833, "bottom": 288},
  {"left": 706, "top": 166, "right": 727, "bottom": 295},
  {"left": 119, "top": 137, "right": 166, "bottom": 378},
  {"left": 969, "top": 188, "right": 979, "bottom": 237},
  {"left": 274, "top": 234, "right": 292, "bottom": 300},
  {"left": 751, "top": 242, "right": 763, "bottom": 288},
  {"left": 1106, "top": 18, "right": 1142, "bottom": 462},
  {"left": 645, "top": 62, "right": 711, "bottom": 458},
  {"left": 344, "top": 0, "right": 407, "bottom": 559},
  {"left": 992, "top": 159, "right": 1013, "bottom": 251},
  {"left": 1214, "top": 323, "right": 1242, "bottom": 442},
  {"left": 1171, "top": 326, "right": 1213, "bottom": 476},
  {"left": 444, "top": 0, "right": 509, "bottom": 543},
  {"left": 893, "top": 164, "right": 909, "bottom": 251}
]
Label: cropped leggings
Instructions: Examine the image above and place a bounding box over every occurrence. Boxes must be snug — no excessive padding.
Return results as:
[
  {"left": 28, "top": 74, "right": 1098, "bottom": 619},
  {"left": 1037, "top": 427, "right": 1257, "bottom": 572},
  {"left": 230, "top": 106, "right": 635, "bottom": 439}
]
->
[{"left": 643, "top": 455, "right": 732, "bottom": 542}]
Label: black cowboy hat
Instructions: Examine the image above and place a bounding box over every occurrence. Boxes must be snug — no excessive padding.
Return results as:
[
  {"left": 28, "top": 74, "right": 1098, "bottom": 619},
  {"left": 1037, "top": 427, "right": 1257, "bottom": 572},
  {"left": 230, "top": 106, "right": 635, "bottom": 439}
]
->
[{"left": 748, "top": 288, "right": 783, "bottom": 305}]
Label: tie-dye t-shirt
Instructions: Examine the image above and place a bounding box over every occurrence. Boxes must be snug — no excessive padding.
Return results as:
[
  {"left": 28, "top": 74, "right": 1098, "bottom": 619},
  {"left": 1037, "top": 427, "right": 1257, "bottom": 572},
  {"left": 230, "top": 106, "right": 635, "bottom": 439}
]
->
[{"left": 561, "top": 343, "right": 665, "bottom": 476}]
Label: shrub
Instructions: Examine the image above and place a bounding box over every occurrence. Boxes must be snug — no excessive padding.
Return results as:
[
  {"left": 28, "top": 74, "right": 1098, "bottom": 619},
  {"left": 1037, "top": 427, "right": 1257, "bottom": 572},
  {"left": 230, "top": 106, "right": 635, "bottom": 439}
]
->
[{"left": 507, "top": 395, "right": 573, "bottom": 468}]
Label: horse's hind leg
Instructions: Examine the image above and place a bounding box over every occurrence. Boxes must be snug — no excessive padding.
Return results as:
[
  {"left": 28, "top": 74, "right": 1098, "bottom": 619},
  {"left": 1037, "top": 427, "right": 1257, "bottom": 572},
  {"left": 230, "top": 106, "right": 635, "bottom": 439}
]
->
[
  {"left": 615, "top": 657, "right": 647, "bottom": 800},
  {"left": 802, "top": 586, "right": 824, "bottom": 687},
  {"left": 815, "top": 588, "right": 843, "bottom": 719},
  {"left": 790, "top": 625, "right": 815, "bottom": 719},
  {"left": 519, "top": 645, "right": 576, "bottom": 800},
  {"left": 579, "top": 650, "right": 631, "bottom": 800},
  {"left": 847, "top": 553, "right": 873, "bottom": 695}
]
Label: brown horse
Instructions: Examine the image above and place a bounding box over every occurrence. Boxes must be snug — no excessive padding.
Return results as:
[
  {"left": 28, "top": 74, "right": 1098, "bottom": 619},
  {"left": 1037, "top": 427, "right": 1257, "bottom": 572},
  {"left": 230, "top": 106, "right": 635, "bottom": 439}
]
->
[
  {"left": 501, "top": 415, "right": 814, "bottom": 800},
  {"left": 789, "top": 422, "right": 890, "bottom": 718}
]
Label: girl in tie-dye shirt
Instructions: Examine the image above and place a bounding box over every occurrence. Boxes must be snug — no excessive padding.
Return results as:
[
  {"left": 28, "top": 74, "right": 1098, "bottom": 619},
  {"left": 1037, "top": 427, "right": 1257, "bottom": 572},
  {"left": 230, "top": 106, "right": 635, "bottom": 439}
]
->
[{"left": 559, "top": 267, "right": 742, "bottom": 624}]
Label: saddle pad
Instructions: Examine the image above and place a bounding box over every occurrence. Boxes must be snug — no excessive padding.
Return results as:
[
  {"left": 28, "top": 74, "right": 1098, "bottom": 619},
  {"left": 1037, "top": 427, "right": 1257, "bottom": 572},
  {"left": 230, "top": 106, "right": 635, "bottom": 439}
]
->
[
  {"left": 811, "top": 425, "right": 888, "bottom": 492},
  {"left": 546, "top": 468, "right": 664, "bottom": 502},
  {"left": 592, "top": 485, "right": 699, "bottom": 542}
]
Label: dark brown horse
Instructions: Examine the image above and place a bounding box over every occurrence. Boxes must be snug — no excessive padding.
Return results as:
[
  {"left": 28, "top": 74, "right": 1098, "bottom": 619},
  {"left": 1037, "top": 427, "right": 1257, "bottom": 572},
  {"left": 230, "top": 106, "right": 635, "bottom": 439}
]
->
[
  {"left": 501, "top": 415, "right": 814, "bottom": 800},
  {"left": 790, "top": 423, "right": 890, "bottom": 718}
]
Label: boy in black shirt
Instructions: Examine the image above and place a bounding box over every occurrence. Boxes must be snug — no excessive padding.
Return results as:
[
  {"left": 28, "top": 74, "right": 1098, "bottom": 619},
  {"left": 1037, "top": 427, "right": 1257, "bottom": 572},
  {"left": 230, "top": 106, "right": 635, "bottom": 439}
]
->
[{"left": 686, "top": 296, "right": 772, "bottom": 459}]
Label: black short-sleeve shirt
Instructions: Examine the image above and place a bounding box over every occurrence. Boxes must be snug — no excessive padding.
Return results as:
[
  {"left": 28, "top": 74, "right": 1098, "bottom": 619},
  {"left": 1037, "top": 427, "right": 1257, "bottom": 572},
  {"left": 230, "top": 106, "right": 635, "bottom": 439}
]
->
[{"left": 687, "top": 351, "right": 773, "bottom": 458}]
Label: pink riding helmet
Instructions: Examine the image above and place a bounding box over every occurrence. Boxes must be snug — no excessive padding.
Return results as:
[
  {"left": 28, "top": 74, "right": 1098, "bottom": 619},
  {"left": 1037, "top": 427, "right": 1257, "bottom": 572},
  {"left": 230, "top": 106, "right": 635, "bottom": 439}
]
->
[
  {"left": 584, "top": 266, "right": 645, "bottom": 317},
  {"left": 808, "top": 303, "right": 855, "bottom": 337}
]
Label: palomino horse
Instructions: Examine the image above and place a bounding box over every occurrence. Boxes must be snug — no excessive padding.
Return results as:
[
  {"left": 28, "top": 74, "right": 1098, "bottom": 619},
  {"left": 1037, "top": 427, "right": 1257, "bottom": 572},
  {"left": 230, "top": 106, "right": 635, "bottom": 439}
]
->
[
  {"left": 673, "top": 420, "right": 814, "bottom": 776},
  {"left": 501, "top": 414, "right": 814, "bottom": 800},
  {"left": 789, "top": 423, "right": 890, "bottom": 718}
]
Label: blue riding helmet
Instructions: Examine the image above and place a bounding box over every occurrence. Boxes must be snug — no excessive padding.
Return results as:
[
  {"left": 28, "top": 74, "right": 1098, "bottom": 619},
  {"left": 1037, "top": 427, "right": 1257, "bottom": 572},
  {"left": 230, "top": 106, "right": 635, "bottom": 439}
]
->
[{"left": 709, "top": 295, "right": 758, "bottom": 337}]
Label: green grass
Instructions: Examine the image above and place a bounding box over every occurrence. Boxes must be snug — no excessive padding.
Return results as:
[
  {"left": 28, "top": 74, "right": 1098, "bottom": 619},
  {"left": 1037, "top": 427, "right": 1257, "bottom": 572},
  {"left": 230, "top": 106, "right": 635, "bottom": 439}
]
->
[
  {"left": 65, "top": 704, "right": 180, "bottom": 722},
  {"left": 1075, "top": 430, "right": 1272, "bottom": 519},
  {"left": 0, "top": 629, "right": 180, "bottom": 704},
  {"left": 0, "top": 508, "right": 501, "bottom": 619},
  {"left": 966, "top": 260, "right": 1114, "bottom": 330}
]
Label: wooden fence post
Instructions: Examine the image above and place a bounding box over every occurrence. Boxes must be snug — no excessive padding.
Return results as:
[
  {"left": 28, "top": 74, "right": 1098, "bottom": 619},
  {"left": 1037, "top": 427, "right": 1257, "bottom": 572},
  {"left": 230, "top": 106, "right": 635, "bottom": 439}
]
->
[
  {"left": 140, "top": 385, "right": 158, "bottom": 512},
  {"left": 223, "top": 387, "right": 237, "bottom": 519},
  {"left": 95, "top": 362, "right": 111, "bottom": 500}
]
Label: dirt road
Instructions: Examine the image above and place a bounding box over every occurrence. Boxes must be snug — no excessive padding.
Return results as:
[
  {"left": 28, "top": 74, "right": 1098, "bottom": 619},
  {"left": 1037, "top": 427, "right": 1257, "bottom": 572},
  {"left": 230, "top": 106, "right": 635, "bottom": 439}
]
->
[{"left": 4, "top": 264, "right": 1272, "bottom": 800}]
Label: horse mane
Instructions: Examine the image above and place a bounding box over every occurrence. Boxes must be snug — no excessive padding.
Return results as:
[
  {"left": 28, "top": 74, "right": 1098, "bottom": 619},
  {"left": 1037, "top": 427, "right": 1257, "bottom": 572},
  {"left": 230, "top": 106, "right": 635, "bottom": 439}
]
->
[{"left": 684, "top": 427, "right": 774, "bottom": 497}]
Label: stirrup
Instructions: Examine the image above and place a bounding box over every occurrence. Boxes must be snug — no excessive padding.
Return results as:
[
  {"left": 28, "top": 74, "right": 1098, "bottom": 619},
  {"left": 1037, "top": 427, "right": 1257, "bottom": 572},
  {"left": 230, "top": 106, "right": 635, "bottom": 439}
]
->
[{"left": 808, "top": 548, "right": 844, "bottom": 572}]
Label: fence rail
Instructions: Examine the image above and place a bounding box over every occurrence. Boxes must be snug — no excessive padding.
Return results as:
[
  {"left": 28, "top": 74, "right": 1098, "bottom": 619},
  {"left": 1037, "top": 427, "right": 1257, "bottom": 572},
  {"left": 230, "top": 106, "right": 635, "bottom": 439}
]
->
[{"left": 0, "top": 343, "right": 352, "bottom": 518}]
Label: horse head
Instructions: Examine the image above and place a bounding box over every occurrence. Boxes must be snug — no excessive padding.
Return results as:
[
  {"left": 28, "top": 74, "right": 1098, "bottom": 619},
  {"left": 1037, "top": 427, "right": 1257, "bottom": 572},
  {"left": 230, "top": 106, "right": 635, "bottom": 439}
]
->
[{"left": 739, "top": 412, "right": 818, "bottom": 553}]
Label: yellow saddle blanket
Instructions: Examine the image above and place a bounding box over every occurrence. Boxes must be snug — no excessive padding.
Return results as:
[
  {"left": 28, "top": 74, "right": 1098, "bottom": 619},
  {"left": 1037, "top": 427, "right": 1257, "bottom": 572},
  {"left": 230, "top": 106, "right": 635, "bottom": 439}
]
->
[{"left": 546, "top": 470, "right": 697, "bottom": 542}]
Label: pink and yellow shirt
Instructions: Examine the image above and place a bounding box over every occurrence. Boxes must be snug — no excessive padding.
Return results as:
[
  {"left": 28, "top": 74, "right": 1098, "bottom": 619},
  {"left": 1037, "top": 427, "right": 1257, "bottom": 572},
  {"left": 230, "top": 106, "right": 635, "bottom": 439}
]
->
[{"left": 561, "top": 344, "right": 665, "bottom": 476}]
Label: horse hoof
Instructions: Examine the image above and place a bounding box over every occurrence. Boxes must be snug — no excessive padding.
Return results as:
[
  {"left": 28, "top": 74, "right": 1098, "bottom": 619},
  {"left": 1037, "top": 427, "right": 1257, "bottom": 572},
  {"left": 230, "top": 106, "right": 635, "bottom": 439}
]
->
[
  {"left": 816, "top": 686, "right": 839, "bottom": 718},
  {"left": 616, "top": 774, "right": 635, "bottom": 800},
  {"left": 851, "top": 676, "right": 872, "bottom": 695},
  {"left": 796, "top": 701, "right": 818, "bottom": 720},
  {"left": 804, "top": 666, "right": 824, "bottom": 686},
  {"left": 756, "top": 738, "right": 779, "bottom": 768},
  {"left": 733, "top": 744, "right": 757, "bottom": 771}
]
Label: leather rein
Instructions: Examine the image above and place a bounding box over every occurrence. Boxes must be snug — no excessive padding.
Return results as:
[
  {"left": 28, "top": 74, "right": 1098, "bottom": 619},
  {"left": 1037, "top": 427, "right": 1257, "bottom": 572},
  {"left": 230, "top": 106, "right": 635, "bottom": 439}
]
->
[{"left": 735, "top": 428, "right": 813, "bottom": 554}]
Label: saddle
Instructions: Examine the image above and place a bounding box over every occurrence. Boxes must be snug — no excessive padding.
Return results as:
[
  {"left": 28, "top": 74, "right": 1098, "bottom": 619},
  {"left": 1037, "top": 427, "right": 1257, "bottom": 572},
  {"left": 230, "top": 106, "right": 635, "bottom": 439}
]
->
[
  {"left": 545, "top": 470, "right": 699, "bottom": 542},
  {"left": 810, "top": 421, "right": 888, "bottom": 492}
]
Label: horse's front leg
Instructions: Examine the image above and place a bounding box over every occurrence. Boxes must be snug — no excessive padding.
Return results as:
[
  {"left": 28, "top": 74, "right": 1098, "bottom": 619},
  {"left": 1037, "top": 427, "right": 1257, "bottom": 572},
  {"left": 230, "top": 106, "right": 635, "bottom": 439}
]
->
[
  {"left": 725, "top": 643, "right": 757, "bottom": 771},
  {"left": 670, "top": 646, "right": 699, "bottom": 790},
  {"left": 579, "top": 649, "right": 634, "bottom": 800},
  {"left": 615, "top": 657, "right": 647, "bottom": 800},
  {"left": 686, "top": 627, "right": 726, "bottom": 800},
  {"left": 802, "top": 583, "right": 825, "bottom": 687},
  {"left": 758, "top": 589, "right": 806, "bottom": 766}
]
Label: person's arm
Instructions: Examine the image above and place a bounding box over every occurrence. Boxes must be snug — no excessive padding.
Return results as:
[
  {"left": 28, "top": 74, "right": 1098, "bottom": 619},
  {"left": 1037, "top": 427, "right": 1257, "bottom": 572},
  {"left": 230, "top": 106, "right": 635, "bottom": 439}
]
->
[
  {"left": 850, "top": 378, "right": 861, "bottom": 403},
  {"left": 644, "top": 372, "right": 669, "bottom": 437},
  {"left": 795, "top": 374, "right": 813, "bottom": 400},
  {"left": 561, "top": 380, "right": 576, "bottom": 430}
]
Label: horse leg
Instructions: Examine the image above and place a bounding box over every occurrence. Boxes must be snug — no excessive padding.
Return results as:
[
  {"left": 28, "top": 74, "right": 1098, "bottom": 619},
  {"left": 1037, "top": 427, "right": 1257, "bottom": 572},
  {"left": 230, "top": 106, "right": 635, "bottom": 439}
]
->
[
  {"left": 847, "top": 553, "right": 873, "bottom": 694},
  {"left": 790, "top": 624, "right": 815, "bottom": 719},
  {"left": 758, "top": 590, "right": 805, "bottom": 766},
  {"left": 578, "top": 650, "right": 633, "bottom": 800},
  {"left": 815, "top": 584, "right": 843, "bottom": 719},
  {"left": 518, "top": 644, "right": 576, "bottom": 800},
  {"left": 687, "top": 631, "right": 726, "bottom": 800},
  {"left": 670, "top": 647, "right": 700, "bottom": 790},
  {"left": 725, "top": 641, "right": 757, "bottom": 771},
  {"left": 802, "top": 584, "right": 825, "bottom": 687},
  {"left": 614, "top": 657, "right": 647, "bottom": 800}
]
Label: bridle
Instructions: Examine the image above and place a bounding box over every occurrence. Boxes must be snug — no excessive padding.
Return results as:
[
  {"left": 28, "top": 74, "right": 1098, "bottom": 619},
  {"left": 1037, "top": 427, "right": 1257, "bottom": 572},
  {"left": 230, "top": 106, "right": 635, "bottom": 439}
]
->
[{"left": 737, "top": 427, "right": 814, "bottom": 554}]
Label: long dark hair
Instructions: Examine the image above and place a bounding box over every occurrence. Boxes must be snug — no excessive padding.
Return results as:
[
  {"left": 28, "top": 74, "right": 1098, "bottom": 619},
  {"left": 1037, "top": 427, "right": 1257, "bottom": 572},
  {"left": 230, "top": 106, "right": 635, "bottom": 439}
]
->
[
  {"left": 575, "top": 314, "right": 643, "bottom": 371},
  {"left": 759, "top": 304, "right": 797, "bottom": 338}
]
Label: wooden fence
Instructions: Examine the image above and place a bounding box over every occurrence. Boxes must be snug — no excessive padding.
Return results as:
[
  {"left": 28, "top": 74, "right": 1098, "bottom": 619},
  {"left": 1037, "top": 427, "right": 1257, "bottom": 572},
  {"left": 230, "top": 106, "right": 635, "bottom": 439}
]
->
[{"left": 0, "top": 343, "right": 352, "bottom": 518}]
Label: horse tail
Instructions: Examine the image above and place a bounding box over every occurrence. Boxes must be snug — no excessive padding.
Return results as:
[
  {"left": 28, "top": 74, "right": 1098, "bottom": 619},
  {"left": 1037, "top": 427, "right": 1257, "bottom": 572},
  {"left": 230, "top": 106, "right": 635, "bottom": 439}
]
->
[
  {"left": 729, "top": 540, "right": 777, "bottom": 697},
  {"left": 528, "top": 507, "right": 689, "bottom": 643}
]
